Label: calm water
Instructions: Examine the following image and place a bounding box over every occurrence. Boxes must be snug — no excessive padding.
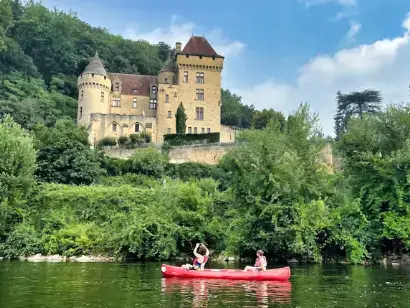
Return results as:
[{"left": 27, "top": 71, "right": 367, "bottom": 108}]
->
[{"left": 0, "top": 261, "right": 410, "bottom": 307}]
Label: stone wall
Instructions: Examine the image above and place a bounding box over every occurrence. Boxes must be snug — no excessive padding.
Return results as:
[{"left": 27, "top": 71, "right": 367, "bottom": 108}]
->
[
  {"left": 103, "top": 142, "right": 338, "bottom": 171},
  {"left": 168, "top": 144, "right": 233, "bottom": 165}
]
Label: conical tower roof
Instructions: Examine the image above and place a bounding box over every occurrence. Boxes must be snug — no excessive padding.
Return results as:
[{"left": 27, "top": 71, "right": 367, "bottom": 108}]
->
[
  {"left": 83, "top": 51, "right": 108, "bottom": 77},
  {"left": 159, "top": 56, "right": 175, "bottom": 73}
]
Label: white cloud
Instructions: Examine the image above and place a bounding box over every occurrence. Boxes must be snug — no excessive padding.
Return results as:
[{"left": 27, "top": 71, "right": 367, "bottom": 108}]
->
[
  {"left": 301, "top": 0, "right": 356, "bottom": 8},
  {"left": 345, "top": 20, "right": 362, "bottom": 42},
  {"left": 125, "top": 16, "right": 245, "bottom": 57},
  {"left": 233, "top": 13, "right": 410, "bottom": 136}
]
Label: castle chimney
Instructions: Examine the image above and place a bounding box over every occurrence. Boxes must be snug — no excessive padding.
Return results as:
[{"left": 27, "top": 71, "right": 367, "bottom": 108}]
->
[{"left": 175, "top": 42, "right": 181, "bottom": 53}]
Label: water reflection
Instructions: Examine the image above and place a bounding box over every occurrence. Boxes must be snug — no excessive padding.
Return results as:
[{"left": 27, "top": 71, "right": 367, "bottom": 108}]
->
[{"left": 161, "top": 278, "right": 292, "bottom": 307}]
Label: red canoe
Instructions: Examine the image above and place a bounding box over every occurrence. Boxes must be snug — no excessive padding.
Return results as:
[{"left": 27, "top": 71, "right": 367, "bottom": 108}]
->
[{"left": 161, "top": 264, "right": 291, "bottom": 281}]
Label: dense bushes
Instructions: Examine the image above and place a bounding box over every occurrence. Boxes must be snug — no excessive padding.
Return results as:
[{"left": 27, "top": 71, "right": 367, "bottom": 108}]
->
[
  {"left": 0, "top": 179, "right": 228, "bottom": 259},
  {"left": 164, "top": 132, "right": 220, "bottom": 145}
]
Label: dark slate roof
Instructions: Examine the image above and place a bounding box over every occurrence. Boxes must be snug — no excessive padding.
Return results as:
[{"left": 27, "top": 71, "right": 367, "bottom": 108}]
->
[
  {"left": 180, "top": 36, "right": 223, "bottom": 58},
  {"left": 83, "top": 52, "right": 108, "bottom": 77},
  {"left": 108, "top": 73, "right": 157, "bottom": 96},
  {"left": 159, "top": 56, "right": 176, "bottom": 73}
]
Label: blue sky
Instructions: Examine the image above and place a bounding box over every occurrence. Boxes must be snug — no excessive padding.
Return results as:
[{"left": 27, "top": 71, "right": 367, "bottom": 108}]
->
[{"left": 44, "top": 0, "right": 410, "bottom": 135}]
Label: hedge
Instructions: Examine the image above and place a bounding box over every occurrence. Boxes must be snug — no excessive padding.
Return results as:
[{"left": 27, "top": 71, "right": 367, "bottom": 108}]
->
[{"left": 163, "top": 133, "right": 220, "bottom": 146}]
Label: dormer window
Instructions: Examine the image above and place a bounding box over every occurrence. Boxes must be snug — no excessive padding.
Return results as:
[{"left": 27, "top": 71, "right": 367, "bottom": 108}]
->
[
  {"left": 132, "top": 86, "right": 138, "bottom": 94},
  {"left": 114, "top": 82, "right": 120, "bottom": 91},
  {"left": 151, "top": 86, "right": 157, "bottom": 95}
]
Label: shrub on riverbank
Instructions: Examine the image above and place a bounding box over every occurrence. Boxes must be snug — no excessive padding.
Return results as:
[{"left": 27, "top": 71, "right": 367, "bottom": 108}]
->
[{"left": 0, "top": 179, "right": 229, "bottom": 259}]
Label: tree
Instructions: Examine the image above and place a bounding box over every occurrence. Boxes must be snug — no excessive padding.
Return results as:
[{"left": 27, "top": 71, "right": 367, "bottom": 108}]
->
[
  {"left": 0, "top": 114, "right": 36, "bottom": 205},
  {"left": 175, "top": 103, "right": 187, "bottom": 134},
  {"left": 334, "top": 90, "right": 382, "bottom": 139},
  {"left": 0, "top": 114, "right": 36, "bottom": 241},
  {"left": 34, "top": 119, "right": 103, "bottom": 185},
  {"left": 127, "top": 147, "right": 168, "bottom": 177},
  {"left": 221, "top": 89, "right": 255, "bottom": 128},
  {"left": 253, "top": 108, "right": 286, "bottom": 131}
]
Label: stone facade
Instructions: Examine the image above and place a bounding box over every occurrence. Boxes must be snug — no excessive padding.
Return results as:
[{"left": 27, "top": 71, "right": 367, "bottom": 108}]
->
[{"left": 77, "top": 37, "right": 236, "bottom": 147}]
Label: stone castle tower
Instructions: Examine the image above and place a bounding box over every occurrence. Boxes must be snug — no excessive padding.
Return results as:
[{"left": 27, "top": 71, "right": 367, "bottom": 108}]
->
[{"left": 77, "top": 36, "right": 235, "bottom": 147}]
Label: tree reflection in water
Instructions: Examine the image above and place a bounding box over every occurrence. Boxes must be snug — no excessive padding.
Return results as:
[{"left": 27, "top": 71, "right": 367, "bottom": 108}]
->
[{"left": 161, "top": 278, "right": 291, "bottom": 307}]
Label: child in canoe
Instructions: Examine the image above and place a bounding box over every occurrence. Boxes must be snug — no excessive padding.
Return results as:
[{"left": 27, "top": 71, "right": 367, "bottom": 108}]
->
[
  {"left": 244, "top": 250, "right": 267, "bottom": 271},
  {"left": 182, "top": 243, "right": 209, "bottom": 271}
]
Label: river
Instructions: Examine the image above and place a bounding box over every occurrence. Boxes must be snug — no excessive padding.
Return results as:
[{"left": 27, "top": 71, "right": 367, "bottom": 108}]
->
[{"left": 0, "top": 261, "right": 409, "bottom": 307}]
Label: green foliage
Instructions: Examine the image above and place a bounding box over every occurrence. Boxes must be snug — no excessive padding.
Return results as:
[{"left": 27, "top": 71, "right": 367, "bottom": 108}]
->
[
  {"left": 1, "top": 179, "right": 229, "bottom": 259},
  {"left": 118, "top": 136, "right": 128, "bottom": 145},
  {"left": 0, "top": 115, "right": 37, "bottom": 205},
  {"left": 221, "top": 89, "right": 254, "bottom": 128},
  {"left": 139, "top": 131, "right": 152, "bottom": 143},
  {"left": 336, "top": 103, "right": 410, "bottom": 257},
  {"left": 175, "top": 103, "right": 187, "bottom": 134},
  {"left": 334, "top": 90, "right": 382, "bottom": 139},
  {"left": 98, "top": 136, "right": 117, "bottom": 147},
  {"left": 0, "top": 114, "right": 36, "bottom": 242},
  {"left": 164, "top": 133, "right": 220, "bottom": 146},
  {"left": 252, "top": 108, "right": 286, "bottom": 131},
  {"left": 34, "top": 120, "right": 104, "bottom": 185},
  {"left": 128, "top": 147, "right": 168, "bottom": 177}
]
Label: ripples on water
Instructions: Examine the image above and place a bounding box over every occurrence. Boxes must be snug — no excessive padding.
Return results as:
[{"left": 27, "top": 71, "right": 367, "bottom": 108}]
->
[{"left": 0, "top": 262, "right": 410, "bottom": 307}]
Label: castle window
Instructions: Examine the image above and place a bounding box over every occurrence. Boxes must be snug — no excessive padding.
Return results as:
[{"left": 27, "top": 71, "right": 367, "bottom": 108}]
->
[
  {"left": 112, "top": 98, "right": 120, "bottom": 107},
  {"left": 132, "top": 98, "right": 137, "bottom": 108},
  {"left": 151, "top": 86, "right": 157, "bottom": 95},
  {"left": 174, "top": 91, "right": 177, "bottom": 97},
  {"left": 167, "top": 128, "right": 171, "bottom": 134},
  {"left": 186, "top": 55, "right": 189, "bottom": 58},
  {"left": 183, "top": 71, "right": 188, "bottom": 83},
  {"left": 212, "top": 57, "right": 215, "bottom": 60},
  {"left": 199, "top": 56, "right": 203, "bottom": 59},
  {"left": 167, "top": 111, "right": 172, "bottom": 118},
  {"left": 149, "top": 99, "right": 157, "bottom": 110},
  {"left": 194, "top": 127, "right": 198, "bottom": 134},
  {"left": 80, "top": 90, "right": 83, "bottom": 101},
  {"left": 164, "top": 77, "right": 168, "bottom": 83},
  {"left": 196, "top": 107, "right": 204, "bottom": 120},
  {"left": 165, "top": 94, "right": 169, "bottom": 103},
  {"left": 92, "top": 73, "right": 95, "bottom": 77},
  {"left": 188, "top": 127, "right": 192, "bottom": 134},
  {"left": 114, "top": 83, "right": 120, "bottom": 91},
  {"left": 79, "top": 107, "right": 82, "bottom": 119},
  {"left": 112, "top": 123, "right": 117, "bottom": 132},
  {"left": 135, "top": 123, "right": 140, "bottom": 133},
  {"left": 100, "top": 91, "right": 104, "bottom": 103},
  {"left": 196, "top": 89, "right": 204, "bottom": 100},
  {"left": 196, "top": 72, "right": 204, "bottom": 84},
  {"left": 201, "top": 128, "right": 205, "bottom": 134},
  {"left": 207, "top": 128, "right": 211, "bottom": 133}
]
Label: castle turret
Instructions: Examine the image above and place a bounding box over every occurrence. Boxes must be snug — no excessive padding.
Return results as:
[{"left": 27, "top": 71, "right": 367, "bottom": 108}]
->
[
  {"left": 158, "top": 52, "right": 176, "bottom": 84},
  {"left": 77, "top": 52, "right": 112, "bottom": 128}
]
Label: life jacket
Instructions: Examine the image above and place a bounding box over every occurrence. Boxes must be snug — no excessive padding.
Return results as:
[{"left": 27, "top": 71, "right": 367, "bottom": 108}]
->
[
  {"left": 193, "top": 255, "right": 209, "bottom": 268},
  {"left": 254, "top": 256, "right": 267, "bottom": 268}
]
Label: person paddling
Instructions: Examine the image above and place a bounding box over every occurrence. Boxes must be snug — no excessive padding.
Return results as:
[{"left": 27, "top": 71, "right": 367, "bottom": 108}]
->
[
  {"left": 182, "top": 243, "right": 209, "bottom": 271},
  {"left": 244, "top": 250, "right": 267, "bottom": 271}
]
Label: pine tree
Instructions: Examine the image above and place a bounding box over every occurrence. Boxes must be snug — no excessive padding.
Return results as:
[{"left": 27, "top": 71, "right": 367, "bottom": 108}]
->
[{"left": 175, "top": 103, "right": 187, "bottom": 134}]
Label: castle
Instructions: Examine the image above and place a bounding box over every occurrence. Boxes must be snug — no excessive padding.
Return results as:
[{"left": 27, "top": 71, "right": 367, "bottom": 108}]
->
[{"left": 77, "top": 36, "right": 236, "bottom": 147}]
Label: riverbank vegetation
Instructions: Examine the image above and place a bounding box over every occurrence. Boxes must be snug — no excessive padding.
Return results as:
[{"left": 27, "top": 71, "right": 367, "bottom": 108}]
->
[{"left": 1, "top": 1, "right": 410, "bottom": 264}]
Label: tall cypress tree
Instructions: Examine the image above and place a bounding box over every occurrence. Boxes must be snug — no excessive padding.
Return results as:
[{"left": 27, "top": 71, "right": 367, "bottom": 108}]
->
[{"left": 175, "top": 103, "right": 187, "bottom": 134}]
